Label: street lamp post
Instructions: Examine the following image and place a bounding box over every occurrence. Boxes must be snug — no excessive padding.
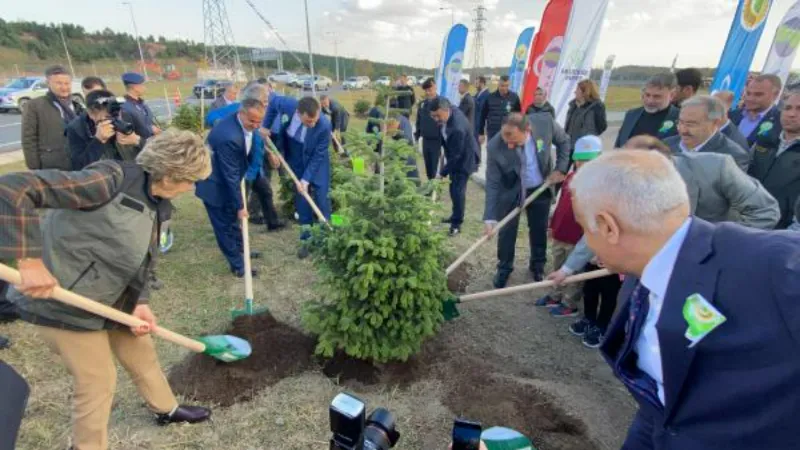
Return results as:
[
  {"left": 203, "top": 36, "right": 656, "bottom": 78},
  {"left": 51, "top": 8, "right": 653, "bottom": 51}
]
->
[
  {"left": 439, "top": 6, "right": 455, "bottom": 25},
  {"left": 122, "top": 1, "right": 148, "bottom": 80},
  {"left": 303, "top": 0, "right": 317, "bottom": 97},
  {"left": 325, "top": 32, "right": 341, "bottom": 83}
]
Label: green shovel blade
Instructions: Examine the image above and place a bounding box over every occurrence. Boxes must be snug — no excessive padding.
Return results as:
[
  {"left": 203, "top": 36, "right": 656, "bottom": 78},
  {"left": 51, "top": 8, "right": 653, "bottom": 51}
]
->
[
  {"left": 443, "top": 295, "right": 461, "bottom": 321},
  {"left": 231, "top": 298, "right": 270, "bottom": 319},
  {"left": 197, "top": 335, "right": 252, "bottom": 363}
]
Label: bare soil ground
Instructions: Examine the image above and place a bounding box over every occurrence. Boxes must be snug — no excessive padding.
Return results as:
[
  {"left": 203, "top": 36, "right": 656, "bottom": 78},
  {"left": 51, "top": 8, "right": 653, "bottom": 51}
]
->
[{"left": 0, "top": 162, "right": 636, "bottom": 450}]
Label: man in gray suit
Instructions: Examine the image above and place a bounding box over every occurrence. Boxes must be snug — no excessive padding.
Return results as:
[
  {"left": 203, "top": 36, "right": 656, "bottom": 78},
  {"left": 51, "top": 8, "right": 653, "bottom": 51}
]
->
[
  {"left": 549, "top": 137, "right": 779, "bottom": 286},
  {"left": 209, "top": 83, "right": 240, "bottom": 112},
  {"left": 664, "top": 95, "right": 751, "bottom": 171},
  {"left": 484, "top": 112, "right": 570, "bottom": 288},
  {"left": 712, "top": 90, "right": 750, "bottom": 152}
]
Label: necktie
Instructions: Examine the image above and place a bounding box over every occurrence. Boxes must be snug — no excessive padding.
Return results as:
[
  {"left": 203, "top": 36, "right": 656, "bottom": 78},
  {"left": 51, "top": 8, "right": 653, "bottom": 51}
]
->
[
  {"left": 517, "top": 146, "right": 526, "bottom": 207},
  {"left": 614, "top": 282, "right": 662, "bottom": 409},
  {"left": 294, "top": 122, "right": 304, "bottom": 143}
]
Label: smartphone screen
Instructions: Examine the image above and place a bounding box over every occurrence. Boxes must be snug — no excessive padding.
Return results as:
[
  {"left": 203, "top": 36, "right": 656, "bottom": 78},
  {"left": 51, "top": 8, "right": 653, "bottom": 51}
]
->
[{"left": 452, "top": 418, "right": 482, "bottom": 450}]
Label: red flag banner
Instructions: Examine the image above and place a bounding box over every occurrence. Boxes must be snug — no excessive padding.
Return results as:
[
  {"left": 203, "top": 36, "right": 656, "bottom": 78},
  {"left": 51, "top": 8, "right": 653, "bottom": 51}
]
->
[{"left": 521, "top": 0, "right": 574, "bottom": 111}]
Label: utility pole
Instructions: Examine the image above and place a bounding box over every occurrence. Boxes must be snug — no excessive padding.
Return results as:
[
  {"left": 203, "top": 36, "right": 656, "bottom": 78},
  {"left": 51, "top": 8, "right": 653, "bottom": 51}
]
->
[
  {"left": 58, "top": 23, "right": 76, "bottom": 76},
  {"left": 470, "top": 2, "right": 487, "bottom": 69},
  {"left": 203, "top": 0, "right": 243, "bottom": 79},
  {"left": 122, "top": 2, "right": 148, "bottom": 80},
  {"left": 325, "top": 32, "right": 341, "bottom": 82},
  {"left": 303, "top": 0, "right": 317, "bottom": 97},
  {"left": 439, "top": 6, "right": 455, "bottom": 26}
]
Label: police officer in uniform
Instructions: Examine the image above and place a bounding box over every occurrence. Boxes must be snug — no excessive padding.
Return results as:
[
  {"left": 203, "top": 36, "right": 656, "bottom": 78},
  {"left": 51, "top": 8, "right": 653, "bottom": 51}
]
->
[{"left": 120, "top": 72, "right": 162, "bottom": 143}]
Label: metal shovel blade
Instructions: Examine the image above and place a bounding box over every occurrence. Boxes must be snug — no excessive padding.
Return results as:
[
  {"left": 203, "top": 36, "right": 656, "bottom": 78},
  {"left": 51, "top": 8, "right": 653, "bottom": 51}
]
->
[
  {"left": 230, "top": 299, "right": 270, "bottom": 320},
  {"left": 197, "top": 335, "right": 252, "bottom": 363}
]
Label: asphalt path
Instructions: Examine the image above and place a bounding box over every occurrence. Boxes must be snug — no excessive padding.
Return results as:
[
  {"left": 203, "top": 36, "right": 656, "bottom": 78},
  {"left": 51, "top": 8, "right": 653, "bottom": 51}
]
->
[{"left": 0, "top": 85, "right": 347, "bottom": 154}]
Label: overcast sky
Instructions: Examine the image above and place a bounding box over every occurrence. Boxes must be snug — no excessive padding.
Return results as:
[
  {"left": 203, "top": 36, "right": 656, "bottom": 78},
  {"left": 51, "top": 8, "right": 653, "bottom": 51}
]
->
[{"left": 4, "top": 0, "right": 800, "bottom": 70}]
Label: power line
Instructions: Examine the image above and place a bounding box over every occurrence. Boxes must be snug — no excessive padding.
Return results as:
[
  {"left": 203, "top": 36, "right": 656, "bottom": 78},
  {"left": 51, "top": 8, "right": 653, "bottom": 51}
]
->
[
  {"left": 202, "top": 0, "right": 242, "bottom": 75},
  {"left": 470, "top": 2, "right": 486, "bottom": 69},
  {"left": 244, "top": 0, "right": 310, "bottom": 72}
]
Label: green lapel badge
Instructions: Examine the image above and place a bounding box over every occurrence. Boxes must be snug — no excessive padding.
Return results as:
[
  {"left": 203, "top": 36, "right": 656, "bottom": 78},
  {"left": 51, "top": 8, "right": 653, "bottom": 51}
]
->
[
  {"left": 683, "top": 293, "right": 726, "bottom": 348},
  {"left": 659, "top": 120, "right": 675, "bottom": 134},
  {"left": 758, "top": 121, "right": 773, "bottom": 136},
  {"left": 281, "top": 114, "right": 290, "bottom": 124},
  {"left": 536, "top": 138, "right": 544, "bottom": 153}
]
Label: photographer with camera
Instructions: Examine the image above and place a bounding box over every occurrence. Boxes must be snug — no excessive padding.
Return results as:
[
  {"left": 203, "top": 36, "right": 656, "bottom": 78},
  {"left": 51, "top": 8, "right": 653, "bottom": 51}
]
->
[{"left": 67, "top": 90, "right": 142, "bottom": 171}]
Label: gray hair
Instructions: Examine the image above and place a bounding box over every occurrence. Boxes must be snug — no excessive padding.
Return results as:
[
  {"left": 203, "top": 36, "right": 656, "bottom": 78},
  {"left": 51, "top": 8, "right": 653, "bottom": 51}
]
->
[
  {"left": 570, "top": 150, "right": 689, "bottom": 233},
  {"left": 242, "top": 83, "right": 269, "bottom": 104},
  {"left": 239, "top": 97, "right": 264, "bottom": 112},
  {"left": 645, "top": 73, "right": 677, "bottom": 91},
  {"left": 681, "top": 95, "right": 726, "bottom": 121}
]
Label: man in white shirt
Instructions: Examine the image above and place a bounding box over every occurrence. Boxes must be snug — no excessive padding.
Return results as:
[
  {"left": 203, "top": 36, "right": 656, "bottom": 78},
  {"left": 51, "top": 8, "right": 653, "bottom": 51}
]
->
[{"left": 569, "top": 150, "right": 800, "bottom": 450}]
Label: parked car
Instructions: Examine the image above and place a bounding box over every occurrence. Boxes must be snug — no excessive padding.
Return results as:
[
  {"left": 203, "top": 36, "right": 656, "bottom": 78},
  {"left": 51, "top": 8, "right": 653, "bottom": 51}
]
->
[
  {"left": 358, "top": 76, "right": 371, "bottom": 85},
  {"left": 303, "top": 75, "right": 332, "bottom": 91},
  {"left": 375, "top": 76, "right": 392, "bottom": 87},
  {"left": 343, "top": 76, "right": 366, "bottom": 90},
  {"left": 289, "top": 74, "right": 309, "bottom": 88},
  {"left": 406, "top": 75, "right": 418, "bottom": 86},
  {"left": 193, "top": 79, "right": 233, "bottom": 99},
  {"left": 268, "top": 71, "right": 297, "bottom": 85},
  {"left": 0, "top": 76, "right": 83, "bottom": 114}
]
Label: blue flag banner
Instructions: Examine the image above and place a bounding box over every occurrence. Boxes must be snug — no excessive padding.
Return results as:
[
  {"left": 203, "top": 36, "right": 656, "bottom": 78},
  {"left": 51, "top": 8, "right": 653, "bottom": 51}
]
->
[
  {"left": 436, "top": 24, "right": 469, "bottom": 104},
  {"left": 711, "top": 0, "right": 774, "bottom": 105},
  {"left": 509, "top": 27, "right": 536, "bottom": 94}
]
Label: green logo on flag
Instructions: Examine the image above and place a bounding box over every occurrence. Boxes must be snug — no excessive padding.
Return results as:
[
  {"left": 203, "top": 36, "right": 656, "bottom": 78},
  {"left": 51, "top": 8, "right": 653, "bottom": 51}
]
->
[{"left": 683, "top": 293, "right": 726, "bottom": 347}]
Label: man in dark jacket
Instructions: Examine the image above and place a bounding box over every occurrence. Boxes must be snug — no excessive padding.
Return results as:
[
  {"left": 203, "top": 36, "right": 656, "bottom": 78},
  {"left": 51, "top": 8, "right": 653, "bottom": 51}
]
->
[
  {"left": 415, "top": 78, "right": 443, "bottom": 180},
  {"left": 484, "top": 112, "right": 569, "bottom": 287},
  {"left": 615, "top": 73, "right": 680, "bottom": 148},
  {"left": 209, "top": 83, "right": 240, "bottom": 112},
  {"left": 673, "top": 68, "right": 703, "bottom": 108},
  {"left": 21, "top": 65, "right": 84, "bottom": 170},
  {"left": 390, "top": 75, "right": 416, "bottom": 118},
  {"left": 712, "top": 90, "right": 751, "bottom": 152},
  {"left": 729, "top": 74, "right": 783, "bottom": 149},
  {"left": 479, "top": 75, "right": 522, "bottom": 144},
  {"left": 663, "top": 95, "right": 751, "bottom": 172},
  {"left": 1, "top": 131, "right": 213, "bottom": 450},
  {"left": 524, "top": 87, "right": 556, "bottom": 117},
  {"left": 474, "top": 76, "right": 490, "bottom": 138},
  {"left": 431, "top": 97, "right": 478, "bottom": 236},
  {"left": 749, "top": 89, "right": 800, "bottom": 229},
  {"left": 67, "top": 90, "right": 143, "bottom": 170},
  {"left": 121, "top": 72, "right": 161, "bottom": 142},
  {"left": 320, "top": 95, "right": 349, "bottom": 136},
  {"left": 458, "top": 79, "right": 476, "bottom": 129}
]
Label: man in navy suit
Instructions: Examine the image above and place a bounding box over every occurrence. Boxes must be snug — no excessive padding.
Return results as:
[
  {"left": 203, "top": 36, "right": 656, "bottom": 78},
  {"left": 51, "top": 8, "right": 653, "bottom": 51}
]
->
[
  {"left": 274, "top": 96, "right": 332, "bottom": 258},
  {"left": 569, "top": 149, "right": 800, "bottom": 450},
  {"left": 430, "top": 96, "right": 478, "bottom": 236},
  {"left": 196, "top": 97, "right": 265, "bottom": 277},
  {"left": 474, "top": 75, "right": 490, "bottom": 142},
  {"left": 729, "top": 74, "right": 782, "bottom": 150},
  {"left": 615, "top": 74, "right": 680, "bottom": 148}
]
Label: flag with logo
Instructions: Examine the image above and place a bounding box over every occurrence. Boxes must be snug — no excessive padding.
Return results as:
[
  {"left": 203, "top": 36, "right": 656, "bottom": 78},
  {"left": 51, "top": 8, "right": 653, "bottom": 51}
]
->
[
  {"left": 509, "top": 27, "right": 536, "bottom": 94},
  {"left": 436, "top": 24, "right": 469, "bottom": 105},
  {"left": 520, "top": 0, "right": 574, "bottom": 111},
  {"left": 762, "top": 0, "right": 800, "bottom": 95},
  {"left": 598, "top": 54, "right": 616, "bottom": 101},
  {"left": 710, "top": 0, "right": 774, "bottom": 105},
  {"left": 549, "top": 0, "right": 610, "bottom": 126}
]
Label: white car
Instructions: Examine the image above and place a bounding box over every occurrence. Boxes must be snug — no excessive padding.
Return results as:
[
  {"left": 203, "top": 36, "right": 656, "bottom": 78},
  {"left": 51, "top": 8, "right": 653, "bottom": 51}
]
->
[
  {"left": 358, "top": 76, "right": 370, "bottom": 85},
  {"left": 343, "top": 76, "right": 366, "bottom": 90},
  {"left": 375, "top": 76, "right": 391, "bottom": 87},
  {"left": 406, "top": 76, "right": 418, "bottom": 86},
  {"left": 303, "top": 75, "right": 332, "bottom": 91},
  {"left": 268, "top": 71, "right": 297, "bottom": 85}
]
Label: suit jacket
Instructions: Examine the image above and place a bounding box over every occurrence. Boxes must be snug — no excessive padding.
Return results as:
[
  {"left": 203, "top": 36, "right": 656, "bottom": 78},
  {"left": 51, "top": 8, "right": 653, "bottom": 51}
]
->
[
  {"left": 440, "top": 107, "right": 478, "bottom": 176},
  {"left": 483, "top": 112, "right": 570, "bottom": 222},
  {"left": 21, "top": 94, "right": 83, "bottom": 170},
  {"left": 614, "top": 105, "right": 680, "bottom": 148},
  {"left": 275, "top": 114, "right": 332, "bottom": 188},
  {"left": 458, "top": 92, "right": 476, "bottom": 129},
  {"left": 195, "top": 113, "right": 254, "bottom": 210},
  {"left": 601, "top": 219, "right": 800, "bottom": 450},
  {"left": 665, "top": 132, "right": 751, "bottom": 172},
  {"left": 474, "top": 88, "right": 490, "bottom": 136},
  {"left": 209, "top": 95, "right": 232, "bottom": 112},
  {"left": 720, "top": 121, "right": 750, "bottom": 153},
  {"left": 729, "top": 106, "right": 782, "bottom": 149},
  {"left": 673, "top": 152, "right": 779, "bottom": 229},
  {"left": 415, "top": 96, "right": 442, "bottom": 140},
  {"left": 322, "top": 99, "right": 349, "bottom": 132},
  {"left": 264, "top": 93, "right": 299, "bottom": 134},
  {"left": 749, "top": 139, "right": 800, "bottom": 229}
]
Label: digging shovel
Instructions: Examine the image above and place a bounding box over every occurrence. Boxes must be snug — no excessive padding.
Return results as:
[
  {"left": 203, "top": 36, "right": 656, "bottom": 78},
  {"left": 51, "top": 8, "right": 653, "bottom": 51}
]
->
[
  {"left": 231, "top": 180, "right": 269, "bottom": 319},
  {"left": 0, "top": 264, "right": 252, "bottom": 363},
  {"left": 446, "top": 182, "right": 551, "bottom": 276},
  {"left": 443, "top": 269, "right": 611, "bottom": 321}
]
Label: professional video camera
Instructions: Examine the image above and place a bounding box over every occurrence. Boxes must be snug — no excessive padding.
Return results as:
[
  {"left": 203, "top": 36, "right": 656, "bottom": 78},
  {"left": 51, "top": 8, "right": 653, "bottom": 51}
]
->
[
  {"left": 92, "top": 96, "right": 135, "bottom": 135},
  {"left": 329, "top": 393, "right": 400, "bottom": 450}
]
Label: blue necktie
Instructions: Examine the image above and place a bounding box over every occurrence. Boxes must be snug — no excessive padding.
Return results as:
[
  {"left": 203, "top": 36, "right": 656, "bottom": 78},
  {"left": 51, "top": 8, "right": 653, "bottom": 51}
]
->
[{"left": 614, "top": 282, "right": 662, "bottom": 410}]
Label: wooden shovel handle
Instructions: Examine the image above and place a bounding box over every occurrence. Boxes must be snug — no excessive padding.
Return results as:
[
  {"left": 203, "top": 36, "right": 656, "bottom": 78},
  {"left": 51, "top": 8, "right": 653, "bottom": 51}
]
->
[
  {"left": 0, "top": 263, "right": 206, "bottom": 353},
  {"left": 459, "top": 269, "right": 611, "bottom": 302},
  {"left": 264, "top": 136, "right": 332, "bottom": 229},
  {"left": 240, "top": 180, "right": 254, "bottom": 300},
  {"left": 446, "top": 182, "right": 550, "bottom": 275}
]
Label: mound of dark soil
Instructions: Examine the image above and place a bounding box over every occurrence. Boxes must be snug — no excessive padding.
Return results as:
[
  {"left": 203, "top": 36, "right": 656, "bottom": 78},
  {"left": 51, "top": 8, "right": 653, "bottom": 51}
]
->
[
  {"left": 169, "top": 314, "right": 316, "bottom": 407},
  {"left": 447, "top": 261, "right": 474, "bottom": 293}
]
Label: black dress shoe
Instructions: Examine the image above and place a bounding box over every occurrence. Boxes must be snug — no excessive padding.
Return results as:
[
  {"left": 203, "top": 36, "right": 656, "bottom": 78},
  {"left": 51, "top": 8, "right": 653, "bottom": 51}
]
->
[
  {"left": 297, "top": 246, "right": 310, "bottom": 259},
  {"left": 530, "top": 268, "right": 544, "bottom": 282},
  {"left": 448, "top": 226, "right": 461, "bottom": 237},
  {"left": 441, "top": 217, "right": 453, "bottom": 224},
  {"left": 232, "top": 268, "right": 258, "bottom": 278},
  {"left": 267, "top": 221, "right": 287, "bottom": 231},
  {"left": 156, "top": 405, "right": 212, "bottom": 426},
  {"left": 493, "top": 271, "right": 511, "bottom": 289}
]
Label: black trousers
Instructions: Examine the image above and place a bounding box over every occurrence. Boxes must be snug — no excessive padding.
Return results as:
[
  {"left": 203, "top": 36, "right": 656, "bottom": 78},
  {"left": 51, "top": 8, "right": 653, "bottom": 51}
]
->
[
  {"left": 497, "top": 186, "right": 552, "bottom": 274},
  {"left": 246, "top": 169, "right": 280, "bottom": 227},
  {"left": 448, "top": 172, "right": 468, "bottom": 227},
  {"left": 421, "top": 138, "right": 441, "bottom": 180},
  {"left": 0, "top": 361, "right": 29, "bottom": 449},
  {"left": 582, "top": 263, "right": 622, "bottom": 331}
]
